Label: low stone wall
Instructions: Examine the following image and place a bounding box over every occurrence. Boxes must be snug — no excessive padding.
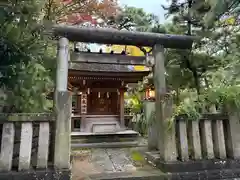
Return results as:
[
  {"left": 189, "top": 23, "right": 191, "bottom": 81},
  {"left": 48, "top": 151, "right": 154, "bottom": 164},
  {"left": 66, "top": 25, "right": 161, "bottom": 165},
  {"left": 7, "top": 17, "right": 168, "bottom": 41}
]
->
[
  {"left": 0, "top": 113, "right": 66, "bottom": 180},
  {"left": 145, "top": 111, "right": 240, "bottom": 179},
  {"left": 175, "top": 113, "right": 228, "bottom": 161}
]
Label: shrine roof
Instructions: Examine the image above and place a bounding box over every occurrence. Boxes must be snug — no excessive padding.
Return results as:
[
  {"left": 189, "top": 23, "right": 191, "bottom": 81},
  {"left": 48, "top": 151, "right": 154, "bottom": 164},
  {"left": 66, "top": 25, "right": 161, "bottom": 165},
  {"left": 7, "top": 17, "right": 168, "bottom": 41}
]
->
[{"left": 69, "top": 62, "right": 150, "bottom": 73}]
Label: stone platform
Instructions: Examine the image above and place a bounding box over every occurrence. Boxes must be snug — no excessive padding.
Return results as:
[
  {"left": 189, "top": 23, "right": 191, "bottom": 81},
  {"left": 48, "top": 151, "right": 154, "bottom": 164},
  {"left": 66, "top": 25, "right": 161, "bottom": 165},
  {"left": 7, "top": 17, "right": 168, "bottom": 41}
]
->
[
  {"left": 77, "top": 115, "right": 121, "bottom": 133},
  {"left": 71, "top": 130, "right": 140, "bottom": 149},
  {"left": 71, "top": 147, "right": 165, "bottom": 180}
]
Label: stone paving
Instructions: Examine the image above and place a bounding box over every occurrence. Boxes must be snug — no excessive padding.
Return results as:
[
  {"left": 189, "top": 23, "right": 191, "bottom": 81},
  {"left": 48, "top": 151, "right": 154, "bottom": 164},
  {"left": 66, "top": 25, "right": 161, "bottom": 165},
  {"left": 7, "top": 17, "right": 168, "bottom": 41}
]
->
[{"left": 71, "top": 147, "right": 163, "bottom": 180}]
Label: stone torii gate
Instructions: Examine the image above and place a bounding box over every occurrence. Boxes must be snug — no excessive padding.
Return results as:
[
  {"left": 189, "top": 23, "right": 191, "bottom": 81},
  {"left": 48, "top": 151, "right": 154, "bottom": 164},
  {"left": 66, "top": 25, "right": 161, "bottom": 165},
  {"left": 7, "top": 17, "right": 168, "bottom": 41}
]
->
[{"left": 52, "top": 25, "right": 195, "bottom": 176}]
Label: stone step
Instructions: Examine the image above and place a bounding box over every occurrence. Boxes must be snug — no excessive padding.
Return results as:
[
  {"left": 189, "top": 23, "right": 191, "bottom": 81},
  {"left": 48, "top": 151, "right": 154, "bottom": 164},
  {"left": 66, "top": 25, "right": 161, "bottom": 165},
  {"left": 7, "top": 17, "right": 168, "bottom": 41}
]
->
[
  {"left": 72, "top": 130, "right": 139, "bottom": 141},
  {"left": 71, "top": 130, "right": 140, "bottom": 148},
  {"left": 71, "top": 133, "right": 139, "bottom": 139},
  {"left": 71, "top": 141, "right": 139, "bottom": 149},
  {"left": 71, "top": 133, "right": 139, "bottom": 141},
  {"left": 87, "top": 171, "right": 166, "bottom": 180},
  {"left": 71, "top": 136, "right": 138, "bottom": 144}
]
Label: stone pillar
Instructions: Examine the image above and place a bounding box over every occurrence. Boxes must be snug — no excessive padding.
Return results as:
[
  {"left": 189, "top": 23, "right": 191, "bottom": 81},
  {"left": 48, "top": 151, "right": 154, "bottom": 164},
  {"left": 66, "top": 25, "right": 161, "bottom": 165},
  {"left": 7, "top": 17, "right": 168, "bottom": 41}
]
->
[
  {"left": 226, "top": 107, "right": 240, "bottom": 159},
  {"left": 56, "top": 38, "right": 69, "bottom": 91},
  {"left": 119, "top": 88, "right": 125, "bottom": 128},
  {"left": 153, "top": 44, "right": 177, "bottom": 161},
  {"left": 188, "top": 120, "right": 202, "bottom": 160},
  {"left": 210, "top": 105, "right": 226, "bottom": 159},
  {"left": 143, "top": 100, "right": 157, "bottom": 150},
  {"left": 54, "top": 37, "right": 71, "bottom": 169}
]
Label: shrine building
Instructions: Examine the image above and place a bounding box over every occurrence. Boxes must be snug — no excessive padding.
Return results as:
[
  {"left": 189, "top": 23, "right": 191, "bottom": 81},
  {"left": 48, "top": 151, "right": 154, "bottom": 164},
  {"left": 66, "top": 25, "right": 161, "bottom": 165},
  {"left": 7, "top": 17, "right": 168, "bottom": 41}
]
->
[{"left": 68, "top": 50, "right": 150, "bottom": 135}]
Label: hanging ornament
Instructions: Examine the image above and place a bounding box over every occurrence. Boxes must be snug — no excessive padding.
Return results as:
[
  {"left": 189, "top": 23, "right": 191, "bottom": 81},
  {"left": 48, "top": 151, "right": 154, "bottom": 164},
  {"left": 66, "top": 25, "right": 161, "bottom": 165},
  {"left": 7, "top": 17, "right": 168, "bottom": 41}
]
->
[
  {"left": 87, "top": 88, "right": 90, "bottom": 94},
  {"left": 98, "top": 92, "right": 101, "bottom": 98},
  {"left": 107, "top": 92, "right": 109, "bottom": 98}
]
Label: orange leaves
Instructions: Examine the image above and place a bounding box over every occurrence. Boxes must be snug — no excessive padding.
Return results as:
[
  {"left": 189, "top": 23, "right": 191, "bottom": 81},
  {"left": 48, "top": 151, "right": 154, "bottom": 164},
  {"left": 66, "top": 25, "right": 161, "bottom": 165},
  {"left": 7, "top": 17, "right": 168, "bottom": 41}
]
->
[
  {"left": 47, "top": 0, "right": 119, "bottom": 24},
  {"left": 97, "top": 0, "right": 119, "bottom": 17}
]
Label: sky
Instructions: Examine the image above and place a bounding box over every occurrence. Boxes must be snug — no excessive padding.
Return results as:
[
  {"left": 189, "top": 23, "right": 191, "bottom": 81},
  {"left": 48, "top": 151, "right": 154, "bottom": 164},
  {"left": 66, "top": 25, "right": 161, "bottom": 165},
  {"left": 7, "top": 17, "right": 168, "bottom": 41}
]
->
[{"left": 119, "top": 0, "right": 169, "bottom": 23}]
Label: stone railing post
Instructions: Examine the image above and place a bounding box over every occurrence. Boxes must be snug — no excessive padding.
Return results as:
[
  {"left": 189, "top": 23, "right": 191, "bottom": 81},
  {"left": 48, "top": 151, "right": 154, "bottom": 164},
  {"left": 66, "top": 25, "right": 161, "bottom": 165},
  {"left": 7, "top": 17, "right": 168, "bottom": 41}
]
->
[
  {"left": 143, "top": 100, "right": 156, "bottom": 150},
  {"left": 153, "top": 44, "right": 177, "bottom": 161},
  {"left": 54, "top": 37, "right": 71, "bottom": 169},
  {"left": 226, "top": 107, "right": 240, "bottom": 159},
  {"left": 210, "top": 105, "right": 226, "bottom": 159}
]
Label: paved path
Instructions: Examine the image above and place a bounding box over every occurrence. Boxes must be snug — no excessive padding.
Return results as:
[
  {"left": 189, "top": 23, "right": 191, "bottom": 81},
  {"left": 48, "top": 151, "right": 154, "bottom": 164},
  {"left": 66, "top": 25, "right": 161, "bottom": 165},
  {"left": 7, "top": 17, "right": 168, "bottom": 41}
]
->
[{"left": 71, "top": 147, "right": 163, "bottom": 180}]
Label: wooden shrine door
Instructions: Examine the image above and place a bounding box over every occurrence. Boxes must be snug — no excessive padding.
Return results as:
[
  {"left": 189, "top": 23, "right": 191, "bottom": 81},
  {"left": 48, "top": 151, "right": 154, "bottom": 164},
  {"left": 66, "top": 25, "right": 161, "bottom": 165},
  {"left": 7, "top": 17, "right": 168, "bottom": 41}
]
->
[{"left": 88, "top": 92, "right": 118, "bottom": 115}]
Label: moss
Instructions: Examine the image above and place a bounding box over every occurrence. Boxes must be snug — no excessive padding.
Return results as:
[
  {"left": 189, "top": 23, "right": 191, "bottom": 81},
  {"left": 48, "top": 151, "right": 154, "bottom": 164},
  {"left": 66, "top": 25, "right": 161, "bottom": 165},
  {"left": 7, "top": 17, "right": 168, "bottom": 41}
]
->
[{"left": 131, "top": 150, "right": 145, "bottom": 163}]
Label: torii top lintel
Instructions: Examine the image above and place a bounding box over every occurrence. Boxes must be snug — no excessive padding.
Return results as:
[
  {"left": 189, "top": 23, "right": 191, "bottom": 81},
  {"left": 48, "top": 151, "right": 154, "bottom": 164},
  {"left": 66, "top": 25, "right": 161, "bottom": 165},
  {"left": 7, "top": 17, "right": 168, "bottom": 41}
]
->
[{"left": 53, "top": 25, "right": 197, "bottom": 49}]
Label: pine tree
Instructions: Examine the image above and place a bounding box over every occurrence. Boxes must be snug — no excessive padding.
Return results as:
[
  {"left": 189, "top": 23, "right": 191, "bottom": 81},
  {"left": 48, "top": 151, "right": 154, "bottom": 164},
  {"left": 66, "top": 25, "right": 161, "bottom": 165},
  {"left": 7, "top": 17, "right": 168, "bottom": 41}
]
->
[{"left": 0, "top": 0, "right": 54, "bottom": 112}]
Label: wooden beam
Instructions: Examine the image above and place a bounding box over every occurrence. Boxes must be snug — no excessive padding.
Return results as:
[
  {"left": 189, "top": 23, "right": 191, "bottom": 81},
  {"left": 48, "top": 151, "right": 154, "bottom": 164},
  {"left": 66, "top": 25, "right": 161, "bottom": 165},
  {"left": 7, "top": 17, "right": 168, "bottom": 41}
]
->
[
  {"left": 70, "top": 52, "right": 147, "bottom": 66},
  {"left": 119, "top": 88, "right": 125, "bottom": 128},
  {"left": 87, "top": 88, "right": 122, "bottom": 92},
  {"left": 68, "top": 74, "right": 148, "bottom": 83},
  {"left": 69, "top": 70, "right": 150, "bottom": 77},
  {"left": 52, "top": 25, "right": 197, "bottom": 49}
]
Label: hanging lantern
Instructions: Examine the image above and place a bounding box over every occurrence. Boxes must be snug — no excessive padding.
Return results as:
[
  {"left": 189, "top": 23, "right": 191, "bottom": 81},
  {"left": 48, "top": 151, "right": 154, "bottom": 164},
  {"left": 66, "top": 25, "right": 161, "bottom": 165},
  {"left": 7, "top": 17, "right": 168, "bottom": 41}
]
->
[
  {"left": 98, "top": 92, "right": 101, "bottom": 98},
  {"left": 107, "top": 92, "right": 109, "bottom": 98},
  {"left": 145, "top": 88, "right": 155, "bottom": 100},
  {"left": 83, "top": 79, "right": 86, "bottom": 85},
  {"left": 87, "top": 88, "right": 90, "bottom": 94},
  {"left": 121, "top": 81, "right": 124, "bottom": 86},
  {"left": 117, "top": 89, "right": 120, "bottom": 95}
]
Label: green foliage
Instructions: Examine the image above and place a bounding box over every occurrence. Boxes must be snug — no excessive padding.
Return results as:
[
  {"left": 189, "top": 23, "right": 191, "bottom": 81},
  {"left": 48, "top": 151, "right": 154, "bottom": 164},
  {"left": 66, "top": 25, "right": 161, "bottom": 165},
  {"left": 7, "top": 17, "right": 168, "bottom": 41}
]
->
[
  {"left": 165, "top": 0, "right": 240, "bottom": 28},
  {"left": 202, "top": 85, "right": 240, "bottom": 109},
  {"left": 133, "top": 113, "right": 147, "bottom": 136},
  {"left": 125, "top": 89, "right": 148, "bottom": 136},
  {"left": 173, "top": 99, "right": 201, "bottom": 121},
  {"left": 168, "top": 85, "right": 240, "bottom": 127},
  {"left": 109, "top": 6, "right": 164, "bottom": 33},
  {"left": 6, "top": 62, "right": 53, "bottom": 112},
  {"left": 0, "top": 0, "right": 55, "bottom": 112},
  {"left": 125, "top": 91, "right": 143, "bottom": 114},
  {"left": 204, "top": 0, "right": 240, "bottom": 27}
]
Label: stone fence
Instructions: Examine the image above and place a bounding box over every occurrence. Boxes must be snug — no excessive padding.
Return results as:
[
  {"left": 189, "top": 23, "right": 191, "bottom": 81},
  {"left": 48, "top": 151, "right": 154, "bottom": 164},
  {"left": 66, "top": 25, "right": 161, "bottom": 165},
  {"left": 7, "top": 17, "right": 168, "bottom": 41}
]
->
[
  {"left": 0, "top": 113, "right": 70, "bottom": 180},
  {"left": 144, "top": 100, "right": 240, "bottom": 179},
  {"left": 175, "top": 113, "right": 228, "bottom": 161},
  {"left": 0, "top": 113, "right": 54, "bottom": 171},
  {"left": 172, "top": 111, "right": 240, "bottom": 163}
]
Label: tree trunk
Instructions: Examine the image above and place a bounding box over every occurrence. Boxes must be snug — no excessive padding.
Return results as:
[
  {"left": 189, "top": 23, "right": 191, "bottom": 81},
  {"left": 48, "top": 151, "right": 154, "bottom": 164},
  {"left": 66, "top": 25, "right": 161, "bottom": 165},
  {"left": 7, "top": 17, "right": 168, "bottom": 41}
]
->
[
  {"left": 192, "top": 68, "right": 201, "bottom": 96},
  {"left": 204, "top": 77, "right": 209, "bottom": 89},
  {"left": 176, "top": 88, "right": 180, "bottom": 105}
]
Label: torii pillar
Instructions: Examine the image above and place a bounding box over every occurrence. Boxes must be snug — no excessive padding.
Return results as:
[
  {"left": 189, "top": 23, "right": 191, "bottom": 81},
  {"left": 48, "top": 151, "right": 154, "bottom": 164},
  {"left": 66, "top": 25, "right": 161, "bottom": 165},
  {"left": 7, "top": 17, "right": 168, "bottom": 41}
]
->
[
  {"left": 153, "top": 44, "right": 177, "bottom": 161},
  {"left": 54, "top": 37, "right": 72, "bottom": 169}
]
